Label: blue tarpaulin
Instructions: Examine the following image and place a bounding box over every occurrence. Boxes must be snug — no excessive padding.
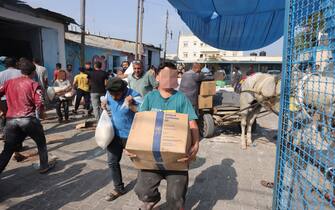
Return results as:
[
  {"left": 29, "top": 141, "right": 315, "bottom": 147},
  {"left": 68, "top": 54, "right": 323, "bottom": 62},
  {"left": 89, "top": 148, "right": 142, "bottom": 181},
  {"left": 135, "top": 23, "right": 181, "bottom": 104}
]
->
[{"left": 168, "top": 0, "right": 285, "bottom": 51}]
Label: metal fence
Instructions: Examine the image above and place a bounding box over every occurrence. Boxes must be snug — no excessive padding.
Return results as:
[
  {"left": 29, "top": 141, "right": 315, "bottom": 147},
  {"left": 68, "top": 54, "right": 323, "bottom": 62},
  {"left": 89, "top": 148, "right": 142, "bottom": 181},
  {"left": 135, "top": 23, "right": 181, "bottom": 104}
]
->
[{"left": 273, "top": 0, "right": 335, "bottom": 209}]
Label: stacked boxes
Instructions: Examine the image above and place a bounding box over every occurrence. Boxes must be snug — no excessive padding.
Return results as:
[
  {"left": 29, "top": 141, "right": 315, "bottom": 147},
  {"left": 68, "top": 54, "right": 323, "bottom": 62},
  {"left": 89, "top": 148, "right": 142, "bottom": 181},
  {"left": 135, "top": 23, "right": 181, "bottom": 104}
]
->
[{"left": 198, "top": 81, "right": 216, "bottom": 109}]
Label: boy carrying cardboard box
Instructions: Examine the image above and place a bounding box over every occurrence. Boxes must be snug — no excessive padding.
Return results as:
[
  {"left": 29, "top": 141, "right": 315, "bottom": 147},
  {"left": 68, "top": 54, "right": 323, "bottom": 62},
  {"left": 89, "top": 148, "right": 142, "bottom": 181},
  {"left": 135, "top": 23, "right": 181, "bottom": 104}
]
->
[{"left": 125, "top": 62, "right": 200, "bottom": 210}]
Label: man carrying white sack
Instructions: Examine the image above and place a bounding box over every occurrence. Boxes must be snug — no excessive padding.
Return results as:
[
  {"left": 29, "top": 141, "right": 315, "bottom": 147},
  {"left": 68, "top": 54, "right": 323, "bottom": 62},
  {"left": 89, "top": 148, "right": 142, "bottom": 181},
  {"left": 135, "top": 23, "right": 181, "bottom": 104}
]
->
[
  {"left": 126, "top": 62, "right": 200, "bottom": 210},
  {"left": 101, "top": 77, "right": 141, "bottom": 201}
]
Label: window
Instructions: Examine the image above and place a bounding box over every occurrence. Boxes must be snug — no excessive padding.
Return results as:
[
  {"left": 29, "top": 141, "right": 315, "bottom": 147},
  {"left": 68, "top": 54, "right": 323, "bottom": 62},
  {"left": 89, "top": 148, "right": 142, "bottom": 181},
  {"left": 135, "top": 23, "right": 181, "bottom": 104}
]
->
[
  {"left": 193, "top": 41, "right": 197, "bottom": 46},
  {"left": 183, "top": 41, "right": 188, "bottom": 47},
  {"left": 200, "top": 43, "right": 204, "bottom": 47},
  {"left": 183, "top": 52, "right": 188, "bottom": 58},
  {"left": 200, "top": 54, "right": 204, "bottom": 58},
  {"left": 193, "top": 53, "right": 197, "bottom": 57}
]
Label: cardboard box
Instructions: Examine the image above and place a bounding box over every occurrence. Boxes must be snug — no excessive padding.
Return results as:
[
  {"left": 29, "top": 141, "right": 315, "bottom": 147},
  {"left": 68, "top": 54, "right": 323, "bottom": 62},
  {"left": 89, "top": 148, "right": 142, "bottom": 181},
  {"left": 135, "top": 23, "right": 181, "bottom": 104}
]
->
[
  {"left": 126, "top": 111, "right": 191, "bottom": 171},
  {"left": 199, "top": 81, "right": 216, "bottom": 96},
  {"left": 198, "top": 95, "right": 213, "bottom": 109}
]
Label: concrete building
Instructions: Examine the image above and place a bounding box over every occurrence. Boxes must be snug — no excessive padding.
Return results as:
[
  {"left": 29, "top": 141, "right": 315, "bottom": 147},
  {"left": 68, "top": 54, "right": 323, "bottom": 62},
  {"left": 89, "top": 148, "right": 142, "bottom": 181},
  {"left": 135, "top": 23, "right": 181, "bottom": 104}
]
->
[
  {"left": 65, "top": 31, "right": 161, "bottom": 74},
  {"left": 178, "top": 34, "right": 243, "bottom": 61},
  {"left": 177, "top": 55, "right": 282, "bottom": 83},
  {"left": 0, "top": 2, "right": 74, "bottom": 80}
]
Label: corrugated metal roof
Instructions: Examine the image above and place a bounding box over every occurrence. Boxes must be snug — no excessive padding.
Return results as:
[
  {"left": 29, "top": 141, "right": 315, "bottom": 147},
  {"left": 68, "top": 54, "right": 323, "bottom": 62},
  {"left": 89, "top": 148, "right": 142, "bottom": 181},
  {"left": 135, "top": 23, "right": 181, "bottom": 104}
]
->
[
  {"left": 0, "top": 1, "right": 76, "bottom": 25},
  {"left": 65, "top": 31, "right": 161, "bottom": 54}
]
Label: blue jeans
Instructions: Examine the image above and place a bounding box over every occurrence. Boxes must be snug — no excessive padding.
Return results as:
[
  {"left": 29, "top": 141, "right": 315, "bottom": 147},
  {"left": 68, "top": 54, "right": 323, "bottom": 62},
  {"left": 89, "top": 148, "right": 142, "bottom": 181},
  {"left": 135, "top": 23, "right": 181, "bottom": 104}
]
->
[
  {"left": 0, "top": 117, "right": 49, "bottom": 173},
  {"left": 91, "top": 93, "right": 105, "bottom": 121},
  {"left": 107, "top": 136, "right": 127, "bottom": 192}
]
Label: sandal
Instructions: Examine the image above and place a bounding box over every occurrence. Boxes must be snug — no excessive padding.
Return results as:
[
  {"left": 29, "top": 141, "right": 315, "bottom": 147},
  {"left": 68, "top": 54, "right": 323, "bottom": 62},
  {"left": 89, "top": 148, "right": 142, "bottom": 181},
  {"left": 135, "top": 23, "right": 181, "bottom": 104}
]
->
[
  {"left": 13, "top": 152, "right": 28, "bottom": 162},
  {"left": 260, "top": 180, "right": 274, "bottom": 189},
  {"left": 105, "top": 189, "right": 126, "bottom": 201},
  {"left": 39, "top": 160, "right": 57, "bottom": 174}
]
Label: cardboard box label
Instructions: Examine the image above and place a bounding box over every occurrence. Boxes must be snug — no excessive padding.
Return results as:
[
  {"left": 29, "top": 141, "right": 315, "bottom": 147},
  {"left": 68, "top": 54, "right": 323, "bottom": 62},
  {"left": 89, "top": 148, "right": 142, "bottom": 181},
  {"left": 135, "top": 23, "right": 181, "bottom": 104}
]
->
[{"left": 152, "top": 111, "right": 165, "bottom": 170}]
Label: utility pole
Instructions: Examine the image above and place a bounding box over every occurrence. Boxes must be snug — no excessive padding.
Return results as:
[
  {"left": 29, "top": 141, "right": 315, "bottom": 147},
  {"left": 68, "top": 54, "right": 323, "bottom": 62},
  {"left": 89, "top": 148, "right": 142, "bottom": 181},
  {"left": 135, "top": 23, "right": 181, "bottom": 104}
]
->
[
  {"left": 80, "top": 0, "right": 86, "bottom": 67},
  {"left": 138, "top": 0, "right": 144, "bottom": 61},
  {"left": 135, "top": 0, "right": 140, "bottom": 60},
  {"left": 176, "top": 30, "right": 181, "bottom": 59},
  {"left": 163, "top": 10, "right": 169, "bottom": 63}
]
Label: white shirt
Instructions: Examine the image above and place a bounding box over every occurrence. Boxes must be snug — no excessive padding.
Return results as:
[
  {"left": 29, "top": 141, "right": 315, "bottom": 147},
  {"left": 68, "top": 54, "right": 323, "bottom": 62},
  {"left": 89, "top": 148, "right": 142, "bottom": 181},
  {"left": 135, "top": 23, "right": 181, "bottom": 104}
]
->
[{"left": 35, "top": 64, "right": 48, "bottom": 90}]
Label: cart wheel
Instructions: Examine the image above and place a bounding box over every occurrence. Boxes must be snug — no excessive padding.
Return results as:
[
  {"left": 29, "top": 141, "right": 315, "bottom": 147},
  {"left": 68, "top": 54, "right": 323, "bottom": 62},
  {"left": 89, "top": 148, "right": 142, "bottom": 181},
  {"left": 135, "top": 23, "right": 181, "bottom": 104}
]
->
[{"left": 201, "top": 114, "right": 215, "bottom": 138}]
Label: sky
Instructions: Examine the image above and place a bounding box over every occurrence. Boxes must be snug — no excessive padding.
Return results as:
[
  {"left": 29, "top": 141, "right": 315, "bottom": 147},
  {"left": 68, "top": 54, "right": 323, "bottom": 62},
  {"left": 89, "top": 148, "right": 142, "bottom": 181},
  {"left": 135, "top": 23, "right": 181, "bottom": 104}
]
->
[{"left": 24, "top": 0, "right": 283, "bottom": 56}]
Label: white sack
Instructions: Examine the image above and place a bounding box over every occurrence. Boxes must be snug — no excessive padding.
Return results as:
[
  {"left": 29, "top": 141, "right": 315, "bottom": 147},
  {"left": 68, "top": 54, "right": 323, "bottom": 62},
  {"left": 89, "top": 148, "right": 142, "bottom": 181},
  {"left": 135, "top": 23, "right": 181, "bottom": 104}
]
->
[{"left": 95, "top": 110, "right": 114, "bottom": 149}]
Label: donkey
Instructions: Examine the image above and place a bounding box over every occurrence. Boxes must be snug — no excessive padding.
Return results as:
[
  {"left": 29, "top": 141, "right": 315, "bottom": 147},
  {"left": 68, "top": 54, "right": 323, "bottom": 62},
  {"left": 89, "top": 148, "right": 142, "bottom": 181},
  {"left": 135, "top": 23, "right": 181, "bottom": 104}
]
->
[{"left": 239, "top": 73, "right": 281, "bottom": 149}]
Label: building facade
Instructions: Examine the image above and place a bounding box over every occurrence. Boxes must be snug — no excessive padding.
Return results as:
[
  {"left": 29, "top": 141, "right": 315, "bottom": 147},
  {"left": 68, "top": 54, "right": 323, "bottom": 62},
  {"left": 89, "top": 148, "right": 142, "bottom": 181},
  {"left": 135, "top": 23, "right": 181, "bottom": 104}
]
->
[
  {"left": 65, "top": 32, "right": 161, "bottom": 74},
  {"left": 0, "top": 2, "right": 74, "bottom": 81},
  {"left": 178, "top": 34, "right": 243, "bottom": 61}
]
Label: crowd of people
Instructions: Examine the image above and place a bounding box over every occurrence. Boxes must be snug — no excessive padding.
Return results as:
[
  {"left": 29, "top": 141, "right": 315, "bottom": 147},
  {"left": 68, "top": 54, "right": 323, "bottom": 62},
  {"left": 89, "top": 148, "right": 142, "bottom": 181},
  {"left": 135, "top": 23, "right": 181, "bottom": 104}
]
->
[{"left": 0, "top": 57, "right": 213, "bottom": 209}]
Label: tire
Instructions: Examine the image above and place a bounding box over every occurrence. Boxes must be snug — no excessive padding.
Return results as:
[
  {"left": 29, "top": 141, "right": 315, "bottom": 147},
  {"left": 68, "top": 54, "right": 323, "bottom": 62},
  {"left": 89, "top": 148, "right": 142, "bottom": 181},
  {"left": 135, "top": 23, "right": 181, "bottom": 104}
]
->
[{"left": 201, "top": 114, "right": 215, "bottom": 138}]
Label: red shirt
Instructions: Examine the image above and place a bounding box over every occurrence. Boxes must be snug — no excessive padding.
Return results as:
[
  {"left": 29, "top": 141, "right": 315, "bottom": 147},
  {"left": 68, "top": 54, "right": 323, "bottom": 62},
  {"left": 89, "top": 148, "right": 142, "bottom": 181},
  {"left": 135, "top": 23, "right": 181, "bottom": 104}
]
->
[
  {"left": 54, "top": 69, "right": 59, "bottom": 81},
  {"left": 0, "top": 76, "right": 44, "bottom": 118}
]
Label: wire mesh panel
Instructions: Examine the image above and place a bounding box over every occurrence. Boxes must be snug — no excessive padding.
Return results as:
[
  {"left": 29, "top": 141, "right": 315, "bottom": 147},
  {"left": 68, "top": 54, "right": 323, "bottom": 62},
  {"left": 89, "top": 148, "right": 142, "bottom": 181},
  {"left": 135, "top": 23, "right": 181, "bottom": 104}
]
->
[{"left": 273, "top": 0, "right": 335, "bottom": 209}]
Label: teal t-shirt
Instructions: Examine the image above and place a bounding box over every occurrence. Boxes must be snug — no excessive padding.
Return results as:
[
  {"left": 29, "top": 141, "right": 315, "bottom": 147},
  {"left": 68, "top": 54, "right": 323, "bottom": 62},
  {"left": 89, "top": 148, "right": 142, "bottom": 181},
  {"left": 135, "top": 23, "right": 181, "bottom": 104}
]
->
[{"left": 140, "top": 90, "right": 198, "bottom": 121}]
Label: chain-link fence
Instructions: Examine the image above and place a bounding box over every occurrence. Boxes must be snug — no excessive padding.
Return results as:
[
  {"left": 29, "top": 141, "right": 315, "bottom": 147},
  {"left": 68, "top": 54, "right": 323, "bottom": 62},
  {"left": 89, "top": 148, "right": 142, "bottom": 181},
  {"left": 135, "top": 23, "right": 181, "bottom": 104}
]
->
[{"left": 274, "top": 0, "right": 335, "bottom": 209}]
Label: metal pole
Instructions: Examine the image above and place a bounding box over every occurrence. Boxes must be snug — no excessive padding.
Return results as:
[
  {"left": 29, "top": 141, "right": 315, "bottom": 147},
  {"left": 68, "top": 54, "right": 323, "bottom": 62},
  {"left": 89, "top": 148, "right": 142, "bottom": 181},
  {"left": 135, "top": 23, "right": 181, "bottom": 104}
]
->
[
  {"left": 176, "top": 30, "right": 181, "bottom": 59},
  {"left": 135, "top": 0, "right": 140, "bottom": 60},
  {"left": 139, "top": 0, "right": 144, "bottom": 61},
  {"left": 272, "top": 0, "right": 292, "bottom": 208},
  {"left": 80, "top": 0, "right": 86, "bottom": 67},
  {"left": 163, "top": 10, "right": 168, "bottom": 63}
]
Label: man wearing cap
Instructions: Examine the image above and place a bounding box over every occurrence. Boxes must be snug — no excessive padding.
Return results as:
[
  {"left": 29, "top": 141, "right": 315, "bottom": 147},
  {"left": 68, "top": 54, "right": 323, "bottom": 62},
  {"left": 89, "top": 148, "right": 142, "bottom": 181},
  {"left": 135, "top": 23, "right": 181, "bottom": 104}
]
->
[
  {"left": 129, "top": 62, "right": 200, "bottom": 210},
  {"left": 101, "top": 77, "right": 141, "bottom": 201}
]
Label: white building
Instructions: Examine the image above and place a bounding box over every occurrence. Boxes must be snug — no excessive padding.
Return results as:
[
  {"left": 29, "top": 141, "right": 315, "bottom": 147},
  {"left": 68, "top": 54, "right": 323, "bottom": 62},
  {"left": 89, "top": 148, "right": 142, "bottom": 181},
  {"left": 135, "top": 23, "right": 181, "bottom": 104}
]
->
[{"left": 178, "top": 34, "right": 243, "bottom": 61}]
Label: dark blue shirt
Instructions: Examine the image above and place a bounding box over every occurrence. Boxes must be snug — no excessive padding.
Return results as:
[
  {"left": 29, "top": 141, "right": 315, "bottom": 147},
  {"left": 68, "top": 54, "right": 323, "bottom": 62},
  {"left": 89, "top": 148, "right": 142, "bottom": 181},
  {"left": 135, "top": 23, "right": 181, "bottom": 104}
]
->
[{"left": 106, "top": 88, "right": 141, "bottom": 139}]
